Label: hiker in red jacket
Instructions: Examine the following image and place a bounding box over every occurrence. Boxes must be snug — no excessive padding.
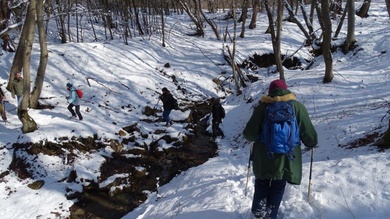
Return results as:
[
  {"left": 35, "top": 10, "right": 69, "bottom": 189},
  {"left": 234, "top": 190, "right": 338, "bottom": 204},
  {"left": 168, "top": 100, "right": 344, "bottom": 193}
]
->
[{"left": 66, "top": 83, "right": 83, "bottom": 121}]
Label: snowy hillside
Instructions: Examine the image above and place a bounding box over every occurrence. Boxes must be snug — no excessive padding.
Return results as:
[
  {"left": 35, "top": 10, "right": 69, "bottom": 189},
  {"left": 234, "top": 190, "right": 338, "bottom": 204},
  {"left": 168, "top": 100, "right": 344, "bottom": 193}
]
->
[{"left": 1, "top": 2, "right": 390, "bottom": 219}]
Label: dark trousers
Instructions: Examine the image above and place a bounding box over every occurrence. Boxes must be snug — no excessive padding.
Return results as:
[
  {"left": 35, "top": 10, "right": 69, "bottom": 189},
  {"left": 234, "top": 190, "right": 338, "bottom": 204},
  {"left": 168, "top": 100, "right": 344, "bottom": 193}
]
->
[
  {"left": 251, "top": 179, "right": 286, "bottom": 219},
  {"left": 68, "top": 103, "right": 83, "bottom": 120},
  {"left": 212, "top": 121, "right": 224, "bottom": 137},
  {"left": 162, "top": 109, "right": 171, "bottom": 123}
]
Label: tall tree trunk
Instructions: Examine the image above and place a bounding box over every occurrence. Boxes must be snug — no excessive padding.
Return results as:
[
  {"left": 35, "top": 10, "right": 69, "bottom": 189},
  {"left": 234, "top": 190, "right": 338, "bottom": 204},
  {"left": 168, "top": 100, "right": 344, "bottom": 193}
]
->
[
  {"left": 319, "top": 0, "right": 333, "bottom": 83},
  {"left": 309, "top": 0, "right": 317, "bottom": 25},
  {"left": 7, "top": 2, "right": 32, "bottom": 91},
  {"left": 198, "top": 0, "right": 220, "bottom": 40},
  {"left": 53, "top": 0, "right": 67, "bottom": 43},
  {"left": 231, "top": 2, "right": 239, "bottom": 94},
  {"left": 161, "top": 0, "right": 166, "bottom": 47},
  {"left": 298, "top": 0, "right": 317, "bottom": 43},
  {"left": 132, "top": 0, "right": 144, "bottom": 36},
  {"left": 30, "top": 0, "right": 48, "bottom": 109},
  {"left": 356, "top": 0, "right": 371, "bottom": 18},
  {"left": 179, "top": 0, "right": 204, "bottom": 37},
  {"left": 239, "top": 0, "right": 249, "bottom": 38},
  {"left": 249, "top": 0, "right": 259, "bottom": 29},
  {"left": 285, "top": 1, "right": 312, "bottom": 45},
  {"left": 342, "top": 0, "right": 356, "bottom": 53},
  {"left": 87, "top": 0, "right": 98, "bottom": 42},
  {"left": 275, "top": 0, "right": 284, "bottom": 80},
  {"left": 265, "top": 0, "right": 284, "bottom": 80},
  {"left": 334, "top": 1, "right": 348, "bottom": 39},
  {"left": 67, "top": 0, "right": 72, "bottom": 42},
  {"left": 18, "top": 0, "right": 38, "bottom": 133},
  {"left": 75, "top": 0, "right": 79, "bottom": 42},
  {"left": 386, "top": 0, "right": 390, "bottom": 18}
]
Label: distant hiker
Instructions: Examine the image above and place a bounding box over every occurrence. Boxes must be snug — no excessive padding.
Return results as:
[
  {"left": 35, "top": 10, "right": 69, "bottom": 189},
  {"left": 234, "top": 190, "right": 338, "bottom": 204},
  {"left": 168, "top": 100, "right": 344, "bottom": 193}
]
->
[
  {"left": 211, "top": 98, "right": 225, "bottom": 138},
  {"left": 159, "top": 87, "right": 174, "bottom": 126},
  {"left": 243, "top": 79, "right": 318, "bottom": 219},
  {"left": 0, "top": 86, "right": 7, "bottom": 123},
  {"left": 11, "top": 72, "right": 23, "bottom": 106},
  {"left": 66, "top": 83, "right": 83, "bottom": 121}
]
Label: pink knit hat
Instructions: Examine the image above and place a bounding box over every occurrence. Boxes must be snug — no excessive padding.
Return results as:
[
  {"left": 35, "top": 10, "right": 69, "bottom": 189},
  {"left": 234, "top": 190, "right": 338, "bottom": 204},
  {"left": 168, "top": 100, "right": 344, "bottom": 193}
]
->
[{"left": 269, "top": 79, "right": 288, "bottom": 93}]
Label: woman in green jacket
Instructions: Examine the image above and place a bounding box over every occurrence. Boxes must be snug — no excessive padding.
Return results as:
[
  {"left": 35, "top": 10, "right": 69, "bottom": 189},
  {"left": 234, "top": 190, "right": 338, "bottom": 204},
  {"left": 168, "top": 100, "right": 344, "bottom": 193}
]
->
[{"left": 243, "top": 79, "right": 318, "bottom": 219}]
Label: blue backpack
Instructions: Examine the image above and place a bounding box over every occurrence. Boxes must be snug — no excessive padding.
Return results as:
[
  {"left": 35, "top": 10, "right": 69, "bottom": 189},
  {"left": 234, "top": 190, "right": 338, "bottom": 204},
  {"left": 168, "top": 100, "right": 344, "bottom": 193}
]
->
[{"left": 260, "top": 100, "right": 300, "bottom": 160}]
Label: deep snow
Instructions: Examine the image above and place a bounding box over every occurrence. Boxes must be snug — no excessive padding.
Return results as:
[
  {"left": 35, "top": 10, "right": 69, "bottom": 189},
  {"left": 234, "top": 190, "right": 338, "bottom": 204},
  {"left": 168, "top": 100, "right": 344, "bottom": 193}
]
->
[{"left": 0, "top": 3, "right": 390, "bottom": 219}]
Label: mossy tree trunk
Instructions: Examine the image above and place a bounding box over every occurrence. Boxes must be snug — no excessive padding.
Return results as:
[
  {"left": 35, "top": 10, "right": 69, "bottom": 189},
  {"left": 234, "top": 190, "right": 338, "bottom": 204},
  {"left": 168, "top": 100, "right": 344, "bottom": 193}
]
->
[{"left": 17, "top": 0, "right": 37, "bottom": 133}]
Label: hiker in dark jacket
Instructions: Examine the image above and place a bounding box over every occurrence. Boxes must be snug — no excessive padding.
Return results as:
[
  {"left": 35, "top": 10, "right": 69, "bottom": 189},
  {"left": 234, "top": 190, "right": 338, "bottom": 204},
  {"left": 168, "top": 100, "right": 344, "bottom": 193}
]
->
[
  {"left": 211, "top": 98, "right": 225, "bottom": 138},
  {"left": 11, "top": 72, "right": 23, "bottom": 106},
  {"left": 243, "top": 79, "right": 318, "bottom": 219},
  {"left": 160, "top": 87, "right": 174, "bottom": 126},
  {"left": 0, "top": 86, "right": 7, "bottom": 122},
  {"left": 66, "top": 83, "right": 83, "bottom": 121}
]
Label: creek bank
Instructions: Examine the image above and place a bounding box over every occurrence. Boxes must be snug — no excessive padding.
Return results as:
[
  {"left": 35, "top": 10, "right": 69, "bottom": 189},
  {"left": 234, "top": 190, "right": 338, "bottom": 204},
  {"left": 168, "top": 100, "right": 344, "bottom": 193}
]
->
[{"left": 5, "top": 101, "right": 218, "bottom": 219}]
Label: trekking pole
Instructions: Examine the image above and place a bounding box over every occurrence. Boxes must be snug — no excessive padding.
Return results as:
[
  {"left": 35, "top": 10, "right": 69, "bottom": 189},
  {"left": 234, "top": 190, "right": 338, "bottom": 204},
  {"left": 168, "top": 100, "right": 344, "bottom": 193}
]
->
[
  {"left": 244, "top": 142, "right": 254, "bottom": 196},
  {"left": 308, "top": 147, "right": 314, "bottom": 203},
  {"left": 153, "top": 98, "right": 160, "bottom": 109}
]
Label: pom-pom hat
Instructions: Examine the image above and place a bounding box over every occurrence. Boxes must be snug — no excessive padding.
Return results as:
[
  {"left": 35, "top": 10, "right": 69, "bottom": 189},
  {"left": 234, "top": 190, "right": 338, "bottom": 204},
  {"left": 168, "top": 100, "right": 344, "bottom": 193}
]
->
[{"left": 269, "top": 79, "right": 287, "bottom": 93}]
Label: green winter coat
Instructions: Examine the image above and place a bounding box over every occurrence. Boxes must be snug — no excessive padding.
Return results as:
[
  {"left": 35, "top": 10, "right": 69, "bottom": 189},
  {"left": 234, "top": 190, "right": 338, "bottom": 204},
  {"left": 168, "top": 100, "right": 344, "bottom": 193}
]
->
[
  {"left": 12, "top": 77, "right": 24, "bottom": 97},
  {"left": 243, "top": 89, "right": 318, "bottom": 185}
]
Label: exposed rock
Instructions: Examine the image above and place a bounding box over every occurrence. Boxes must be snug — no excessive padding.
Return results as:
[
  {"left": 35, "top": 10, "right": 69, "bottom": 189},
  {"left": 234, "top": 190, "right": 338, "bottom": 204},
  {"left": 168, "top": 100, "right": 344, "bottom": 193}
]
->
[
  {"left": 28, "top": 180, "right": 45, "bottom": 190},
  {"left": 67, "top": 170, "right": 78, "bottom": 183},
  {"left": 109, "top": 139, "right": 123, "bottom": 153},
  {"left": 118, "top": 129, "right": 127, "bottom": 137}
]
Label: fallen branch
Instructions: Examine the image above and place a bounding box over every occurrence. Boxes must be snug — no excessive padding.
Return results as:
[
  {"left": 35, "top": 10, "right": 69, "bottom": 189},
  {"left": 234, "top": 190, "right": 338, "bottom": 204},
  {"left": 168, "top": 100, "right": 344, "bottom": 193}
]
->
[{"left": 85, "top": 77, "right": 120, "bottom": 94}]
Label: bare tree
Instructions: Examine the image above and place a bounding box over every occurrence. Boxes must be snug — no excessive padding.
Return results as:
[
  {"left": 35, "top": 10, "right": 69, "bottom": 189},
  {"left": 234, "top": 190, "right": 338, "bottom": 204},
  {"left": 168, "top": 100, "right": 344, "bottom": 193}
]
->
[
  {"left": 86, "top": 0, "right": 98, "bottom": 42},
  {"left": 179, "top": 0, "right": 204, "bottom": 36},
  {"left": 334, "top": 1, "right": 348, "bottom": 39},
  {"left": 249, "top": 0, "right": 260, "bottom": 29},
  {"left": 265, "top": 0, "right": 285, "bottom": 80},
  {"left": 386, "top": 0, "right": 390, "bottom": 18},
  {"left": 52, "top": 0, "right": 67, "bottom": 43},
  {"left": 298, "top": 0, "right": 317, "bottom": 43},
  {"left": 239, "top": 0, "right": 249, "bottom": 38},
  {"left": 309, "top": 0, "right": 317, "bottom": 25},
  {"left": 67, "top": 0, "right": 72, "bottom": 42},
  {"left": 161, "top": 0, "right": 166, "bottom": 47},
  {"left": 342, "top": 0, "right": 356, "bottom": 53},
  {"left": 198, "top": 0, "right": 221, "bottom": 40},
  {"left": 284, "top": 0, "right": 313, "bottom": 45},
  {"left": 30, "top": 0, "right": 48, "bottom": 109},
  {"left": 318, "top": 0, "right": 333, "bottom": 83},
  {"left": 17, "top": 0, "right": 38, "bottom": 133},
  {"left": 223, "top": 1, "right": 247, "bottom": 95},
  {"left": 356, "top": 0, "right": 371, "bottom": 18}
]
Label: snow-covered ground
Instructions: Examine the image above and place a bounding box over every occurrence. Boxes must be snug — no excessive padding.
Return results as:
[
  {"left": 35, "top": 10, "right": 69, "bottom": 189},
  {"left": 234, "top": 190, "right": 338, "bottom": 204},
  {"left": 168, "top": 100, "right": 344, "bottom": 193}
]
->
[{"left": 1, "top": 3, "right": 390, "bottom": 219}]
